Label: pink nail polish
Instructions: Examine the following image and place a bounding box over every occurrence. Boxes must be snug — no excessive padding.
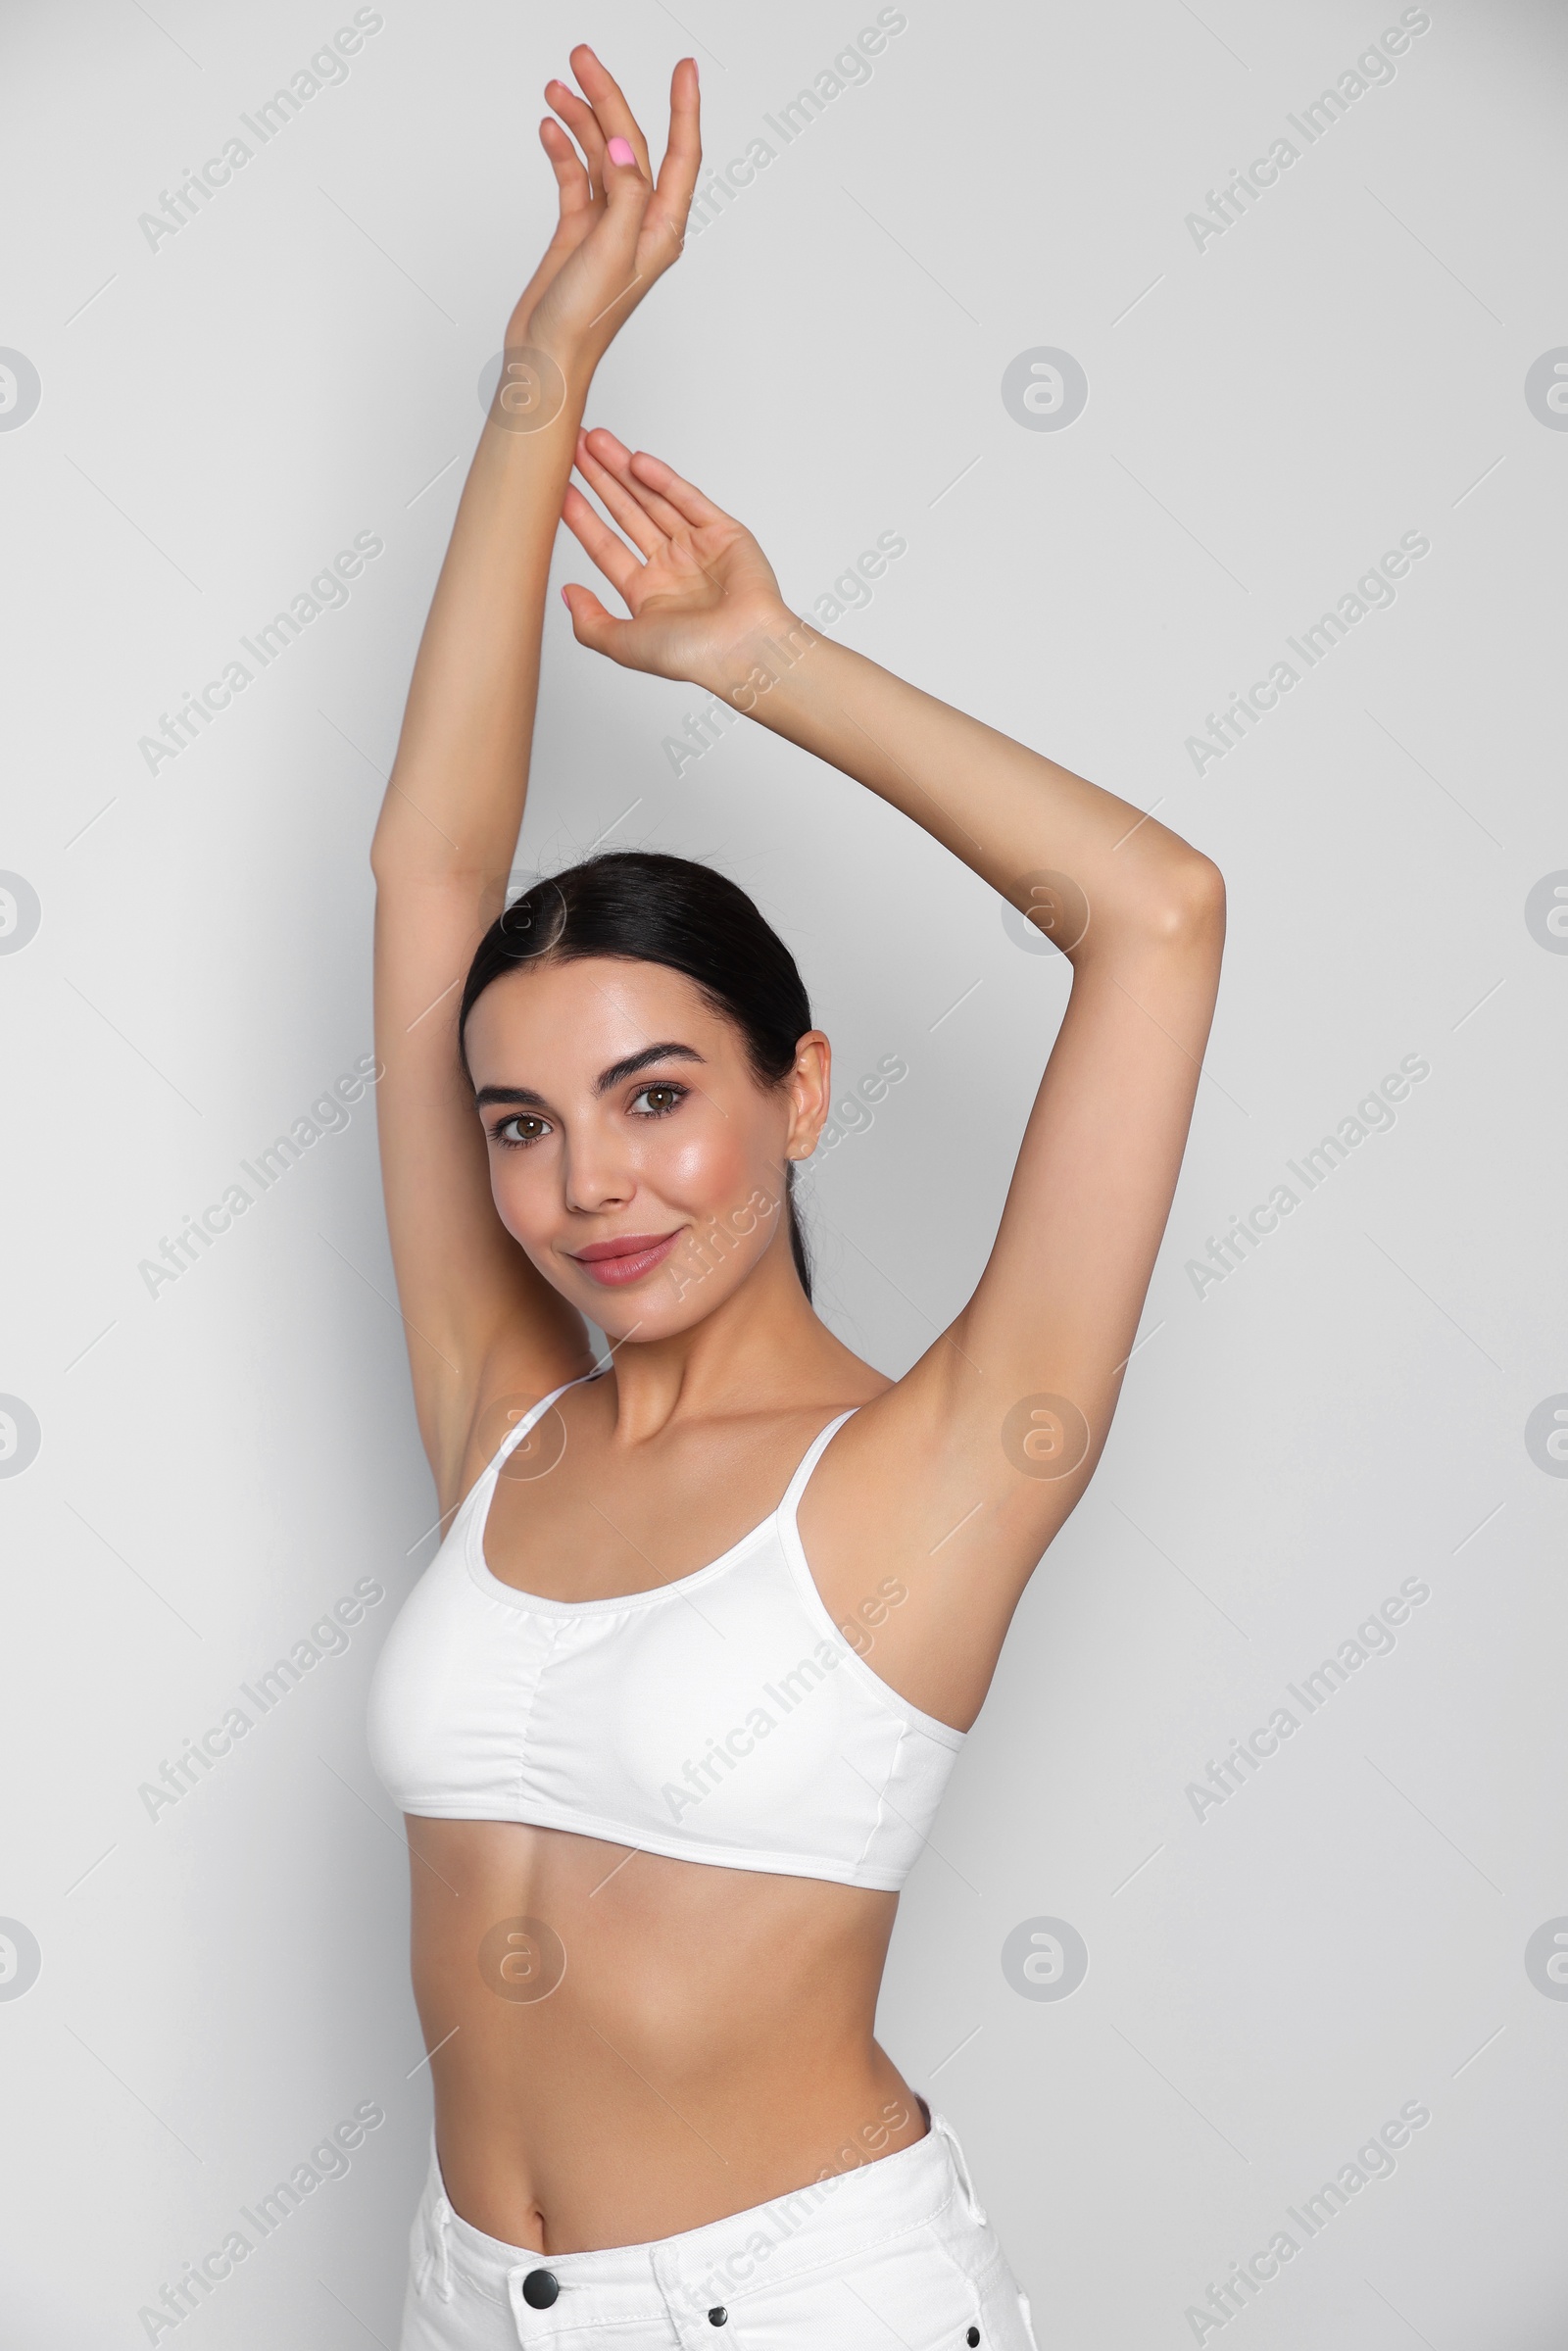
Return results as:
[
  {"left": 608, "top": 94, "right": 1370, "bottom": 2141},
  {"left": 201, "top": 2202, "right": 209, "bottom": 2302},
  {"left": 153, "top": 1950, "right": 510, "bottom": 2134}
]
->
[
  {"left": 561, "top": 588, "right": 570, "bottom": 608},
  {"left": 607, "top": 136, "right": 635, "bottom": 167}
]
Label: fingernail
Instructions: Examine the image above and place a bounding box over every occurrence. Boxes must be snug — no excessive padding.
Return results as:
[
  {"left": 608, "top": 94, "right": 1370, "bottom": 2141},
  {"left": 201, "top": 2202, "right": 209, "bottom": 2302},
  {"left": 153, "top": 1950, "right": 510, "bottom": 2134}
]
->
[
  {"left": 607, "top": 136, "right": 635, "bottom": 167},
  {"left": 561, "top": 588, "right": 570, "bottom": 608}
]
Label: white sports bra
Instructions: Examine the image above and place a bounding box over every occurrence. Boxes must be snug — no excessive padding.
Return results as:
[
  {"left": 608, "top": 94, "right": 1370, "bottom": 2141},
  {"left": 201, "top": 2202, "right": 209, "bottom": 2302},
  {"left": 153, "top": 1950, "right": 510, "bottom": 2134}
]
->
[{"left": 366, "top": 1374, "right": 963, "bottom": 1891}]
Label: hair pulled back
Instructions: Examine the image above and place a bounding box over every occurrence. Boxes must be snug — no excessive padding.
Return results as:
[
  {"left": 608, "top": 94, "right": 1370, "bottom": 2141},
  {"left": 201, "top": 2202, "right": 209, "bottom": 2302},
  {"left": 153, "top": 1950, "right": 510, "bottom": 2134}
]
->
[{"left": 459, "top": 851, "right": 814, "bottom": 1299}]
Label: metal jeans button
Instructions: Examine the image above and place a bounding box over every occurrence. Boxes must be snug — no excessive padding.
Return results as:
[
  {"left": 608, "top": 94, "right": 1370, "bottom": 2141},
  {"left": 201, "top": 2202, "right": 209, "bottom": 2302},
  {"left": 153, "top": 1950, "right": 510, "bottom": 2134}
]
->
[{"left": 521, "top": 2269, "right": 560, "bottom": 2309}]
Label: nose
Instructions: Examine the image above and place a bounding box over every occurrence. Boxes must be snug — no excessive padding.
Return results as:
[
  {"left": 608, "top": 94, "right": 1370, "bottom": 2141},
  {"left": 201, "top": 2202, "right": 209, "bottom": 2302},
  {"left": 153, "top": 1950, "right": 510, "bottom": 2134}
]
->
[{"left": 561, "top": 1119, "right": 636, "bottom": 1215}]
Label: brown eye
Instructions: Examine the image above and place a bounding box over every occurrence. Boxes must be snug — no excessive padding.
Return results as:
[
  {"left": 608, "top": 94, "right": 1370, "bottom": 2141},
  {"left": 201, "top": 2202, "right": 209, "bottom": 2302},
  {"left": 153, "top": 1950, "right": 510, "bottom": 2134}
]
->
[
  {"left": 631, "top": 1083, "right": 686, "bottom": 1116},
  {"left": 495, "top": 1113, "right": 551, "bottom": 1148}
]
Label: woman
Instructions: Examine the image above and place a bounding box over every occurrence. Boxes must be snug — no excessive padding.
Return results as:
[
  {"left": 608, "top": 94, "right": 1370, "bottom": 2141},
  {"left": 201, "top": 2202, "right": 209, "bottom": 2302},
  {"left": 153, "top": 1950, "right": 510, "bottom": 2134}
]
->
[{"left": 366, "top": 43, "right": 1224, "bottom": 2348}]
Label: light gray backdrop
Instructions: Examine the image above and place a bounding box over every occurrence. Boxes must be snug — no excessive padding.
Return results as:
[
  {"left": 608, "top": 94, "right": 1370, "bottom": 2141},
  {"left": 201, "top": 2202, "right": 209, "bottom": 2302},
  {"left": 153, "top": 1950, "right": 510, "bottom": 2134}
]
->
[{"left": 3, "top": 0, "right": 1565, "bottom": 2342}]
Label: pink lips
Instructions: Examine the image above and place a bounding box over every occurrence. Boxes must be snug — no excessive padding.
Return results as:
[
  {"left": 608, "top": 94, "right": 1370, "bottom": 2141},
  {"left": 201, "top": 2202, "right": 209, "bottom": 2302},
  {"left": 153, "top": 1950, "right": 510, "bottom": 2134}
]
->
[{"left": 568, "top": 1231, "right": 682, "bottom": 1287}]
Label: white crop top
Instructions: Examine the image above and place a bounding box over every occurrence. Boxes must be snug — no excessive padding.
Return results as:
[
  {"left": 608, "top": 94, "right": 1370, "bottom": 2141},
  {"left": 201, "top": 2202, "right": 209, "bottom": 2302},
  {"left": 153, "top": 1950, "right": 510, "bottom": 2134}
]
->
[{"left": 366, "top": 1375, "right": 963, "bottom": 1891}]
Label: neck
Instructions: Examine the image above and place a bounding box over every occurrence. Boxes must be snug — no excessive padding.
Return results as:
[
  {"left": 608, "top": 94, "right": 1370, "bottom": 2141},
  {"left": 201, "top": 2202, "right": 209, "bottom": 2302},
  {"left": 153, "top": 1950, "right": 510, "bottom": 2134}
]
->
[{"left": 590, "top": 1226, "right": 851, "bottom": 1444}]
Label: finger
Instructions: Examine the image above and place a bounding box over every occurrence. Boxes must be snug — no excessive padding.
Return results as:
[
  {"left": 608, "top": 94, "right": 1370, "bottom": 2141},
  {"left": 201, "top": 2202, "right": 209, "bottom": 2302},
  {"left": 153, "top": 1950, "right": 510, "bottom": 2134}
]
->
[
  {"left": 579, "top": 426, "right": 692, "bottom": 544},
  {"left": 646, "top": 57, "right": 702, "bottom": 254},
  {"left": 567, "top": 44, "right": 653, "bottom": 177},
  {"left": 573, "top": 431, "right": 671, "bottom": 559},
  {"left": 626, "top": 447, "right": 733, "bottom": 534},
  {"left": 538, "top": 115, "right": 593, "bottom": 224},
  {"left": 561, "top": 582, "right": 638, "bottom": 664},
  {"left": 545, "top": 76, "right": 608, "bottom": 194},
  {"left": 561, "top": 483, "right": 645, "bottom": 603},
  {"left": 592, "top": 147, "right": 656, "bottom": 299}
]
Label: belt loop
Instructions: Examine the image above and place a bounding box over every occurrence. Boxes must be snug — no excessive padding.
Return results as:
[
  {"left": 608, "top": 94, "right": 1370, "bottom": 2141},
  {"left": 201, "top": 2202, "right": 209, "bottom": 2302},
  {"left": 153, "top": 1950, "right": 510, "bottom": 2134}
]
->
[
  {"left": 652, "top": 2240, "right": 703, "bottom": 2350},
  {"left": 423, "top": 2193, "right": 456, "bottom": 2302},
  {"left": 415, "top": 2133, "right": 457, "bottom": 2304},
  {"left": 933, "top": 2109, "right": 989, "bottom": 2228}
]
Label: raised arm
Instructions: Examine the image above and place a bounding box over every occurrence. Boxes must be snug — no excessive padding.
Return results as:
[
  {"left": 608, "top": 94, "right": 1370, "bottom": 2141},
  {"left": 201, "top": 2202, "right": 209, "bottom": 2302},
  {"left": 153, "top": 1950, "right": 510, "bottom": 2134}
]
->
[
  {"left": 368, "top": 54, "right": 699, "bottom": 1494},
  {"left": 558, "top": 434, "right": 1224, "bottom": 1718}
]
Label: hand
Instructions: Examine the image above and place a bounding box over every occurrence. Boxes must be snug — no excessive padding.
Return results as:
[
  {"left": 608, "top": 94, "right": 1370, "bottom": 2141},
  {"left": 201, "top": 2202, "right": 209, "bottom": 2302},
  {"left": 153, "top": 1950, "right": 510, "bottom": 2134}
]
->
[
  {"left": 561, "top": 429, "right": 800, "bottom": 694},
  {"left": 506, "top": 48, "right": 700, "bottom": 375}
]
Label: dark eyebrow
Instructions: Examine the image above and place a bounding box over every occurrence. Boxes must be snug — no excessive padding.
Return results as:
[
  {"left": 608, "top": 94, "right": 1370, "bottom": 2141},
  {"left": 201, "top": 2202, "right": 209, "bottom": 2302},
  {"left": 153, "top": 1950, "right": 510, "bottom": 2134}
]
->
[
  {"left": 593, "top": 1043, "right": 707, "bottom": 1096},
  {"left": 472, "top": 1083, "right": 549, "bottom": 1110},
  {"left": 472, "top": 1044, "right": 707, "bottom": 1112}
]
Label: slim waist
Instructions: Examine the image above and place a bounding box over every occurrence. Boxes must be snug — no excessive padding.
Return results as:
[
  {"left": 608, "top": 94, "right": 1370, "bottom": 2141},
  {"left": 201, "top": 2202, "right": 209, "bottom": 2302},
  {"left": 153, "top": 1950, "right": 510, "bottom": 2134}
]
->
[{"left": 414, "top": 2094, "right": 993, "bottom": 2327}]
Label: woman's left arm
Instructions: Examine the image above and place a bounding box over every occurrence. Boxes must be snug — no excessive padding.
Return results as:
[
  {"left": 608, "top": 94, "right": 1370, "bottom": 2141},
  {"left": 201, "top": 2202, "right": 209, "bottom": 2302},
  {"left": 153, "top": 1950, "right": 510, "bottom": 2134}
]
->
[
  {"left": 733, "top": 607, "right": 1225, "bottom": 1541},
  {"left": 560, "top": 436, "right": 1223, "bottom": 1689}
]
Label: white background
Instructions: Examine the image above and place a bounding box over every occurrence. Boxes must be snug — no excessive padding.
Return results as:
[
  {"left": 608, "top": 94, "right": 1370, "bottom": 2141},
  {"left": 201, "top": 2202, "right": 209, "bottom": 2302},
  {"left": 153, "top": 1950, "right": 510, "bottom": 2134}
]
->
[{"left": 3, "top": 0, "right": 1566, "bottom": 2343}]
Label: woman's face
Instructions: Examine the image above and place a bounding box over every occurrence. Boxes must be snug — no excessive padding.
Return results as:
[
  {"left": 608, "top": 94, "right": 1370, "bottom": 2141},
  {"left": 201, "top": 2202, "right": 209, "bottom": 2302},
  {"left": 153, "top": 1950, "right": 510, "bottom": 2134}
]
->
[{"left": 464, "top": 955, "right": 829, "bottom": 1340}]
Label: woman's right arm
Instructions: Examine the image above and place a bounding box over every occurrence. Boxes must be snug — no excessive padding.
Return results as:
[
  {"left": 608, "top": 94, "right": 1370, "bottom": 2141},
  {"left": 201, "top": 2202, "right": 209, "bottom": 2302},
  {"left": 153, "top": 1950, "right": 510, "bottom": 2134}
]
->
[{"left": 369, "top": 49, "right": 699, "bottom": 1494}]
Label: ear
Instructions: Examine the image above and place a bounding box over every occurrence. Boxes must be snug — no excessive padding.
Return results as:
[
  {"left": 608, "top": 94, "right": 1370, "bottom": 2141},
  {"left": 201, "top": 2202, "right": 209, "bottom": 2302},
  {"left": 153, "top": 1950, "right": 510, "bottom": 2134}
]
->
[{"left": 782, "top": 1031, "right": 832, "bottom": 1160}]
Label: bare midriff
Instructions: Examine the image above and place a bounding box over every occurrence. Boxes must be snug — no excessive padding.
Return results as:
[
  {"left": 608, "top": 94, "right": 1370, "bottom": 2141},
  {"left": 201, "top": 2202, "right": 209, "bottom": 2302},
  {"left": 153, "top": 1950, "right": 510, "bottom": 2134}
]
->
[{"left": 406, "top": 1814, "right": 927, "bottom": 2255}]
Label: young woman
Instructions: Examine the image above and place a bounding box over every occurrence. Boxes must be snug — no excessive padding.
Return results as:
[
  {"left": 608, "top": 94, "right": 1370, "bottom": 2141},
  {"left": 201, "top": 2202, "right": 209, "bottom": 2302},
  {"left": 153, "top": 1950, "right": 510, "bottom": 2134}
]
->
[{"left": 366, "top": 44, "right": 1224, "bottom": 2349}]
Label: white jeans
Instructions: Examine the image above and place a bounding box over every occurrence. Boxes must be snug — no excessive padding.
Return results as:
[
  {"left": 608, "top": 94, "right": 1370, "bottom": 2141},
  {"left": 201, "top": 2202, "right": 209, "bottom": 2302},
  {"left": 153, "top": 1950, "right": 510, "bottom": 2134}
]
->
[{"left": 399, "top": 2103, "right": 1040, "bottom": 2350}]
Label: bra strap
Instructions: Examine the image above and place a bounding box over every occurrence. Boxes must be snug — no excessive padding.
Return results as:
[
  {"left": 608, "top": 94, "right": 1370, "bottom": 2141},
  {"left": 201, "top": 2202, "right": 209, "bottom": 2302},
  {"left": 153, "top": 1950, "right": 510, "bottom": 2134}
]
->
[
  {"left": 778, "top": 1405, "right": 858, "bottom": 1528},
  {"left": 486, "top": 1368, "right": 602, "bottom": 1479}
]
